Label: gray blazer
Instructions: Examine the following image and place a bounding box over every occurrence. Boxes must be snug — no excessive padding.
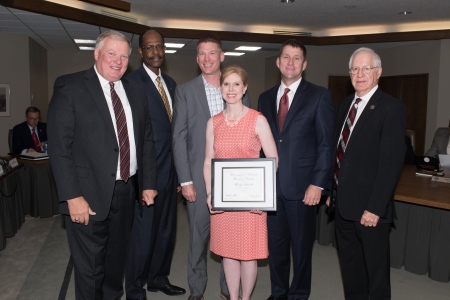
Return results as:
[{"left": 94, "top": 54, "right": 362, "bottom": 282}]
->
[
  {"left": 425, "top": 127, "right": 450, "bottom": 157},
  {"left": 172, "top": 74, "right": 250, "bottom": 195}
]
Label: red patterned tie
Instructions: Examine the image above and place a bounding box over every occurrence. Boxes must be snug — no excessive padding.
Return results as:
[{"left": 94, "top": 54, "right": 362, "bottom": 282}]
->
[
  {"left": 278, "top": 88, "right": 290, "bottom": 130},
  {"left": 31, "top": 128, "right": 41, "bottom": 152},
  {"left": 334, "top": 98, "right": 362, "bottom": 186},
  {"left": 109, "top": 82, "right": 130, "bottom": 183}
]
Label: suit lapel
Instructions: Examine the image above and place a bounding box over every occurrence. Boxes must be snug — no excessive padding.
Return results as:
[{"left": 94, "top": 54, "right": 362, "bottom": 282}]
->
[
  {"left": 268, "top": 86, "right": 280, "bottom": 134},
  {"left": 334, "top": 95, "right": 354, "bottom": 144},
  {"left": 84, "top": 67, "right": 116, "bottom": 139},
  {"left": 282, "top": 79, "right": 308, "bottom": 131},
  {"left": 122, "top": 77, "right": 140, "bottom": 145},
  {"left": 346, "top": 89, "right": 383, "bottom": 150},
  {"left": 140, "top": 67, "right": 168, "bottom": 115},
  {"left": 162, "top": 73, "right": 176, "bottom": 100},
  {"left": 194, "top": 75, "right": 212, "bottom": 118}
]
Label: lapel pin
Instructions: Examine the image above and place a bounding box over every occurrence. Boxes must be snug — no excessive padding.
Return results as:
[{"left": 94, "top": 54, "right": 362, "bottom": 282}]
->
[{"left": 370, "top": 105, "right": 375, "bottom": 110}]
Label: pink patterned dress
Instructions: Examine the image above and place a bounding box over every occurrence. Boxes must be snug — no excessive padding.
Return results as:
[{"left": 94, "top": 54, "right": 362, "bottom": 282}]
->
[{"left": 210, "top": 109, "right": 268, "bottom": 260}]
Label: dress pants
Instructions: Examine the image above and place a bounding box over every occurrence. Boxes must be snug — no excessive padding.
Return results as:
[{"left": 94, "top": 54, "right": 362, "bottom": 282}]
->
[
  {"left": 267, "top": 181, "right": 317, "bottom": 300},
  {"left": 65, "top": 179, "right": 135, "bottom": 300},
  {"left": 125, "top": 170, "right": 178, "bottom": 299},
  {"left": 335, "top": 208, "right": 391, "bottom": 300},
  {"left": 186, "top": 191, "right": 228, "bottom": 296}
]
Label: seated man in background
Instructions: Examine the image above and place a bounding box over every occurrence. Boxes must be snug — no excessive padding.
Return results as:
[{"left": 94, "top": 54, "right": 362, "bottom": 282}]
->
[
  {"left": 12, "top": 106, "right": 47, "bottom": 154},
  {"left": 425, "top": 122, "right": 450, "bottom": 157}
]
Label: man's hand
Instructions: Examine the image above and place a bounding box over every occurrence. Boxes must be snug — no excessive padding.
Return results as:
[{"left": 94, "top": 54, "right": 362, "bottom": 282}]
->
[
  {"left": 303, "top": 185, "right": 322, "bottom": 206},
  {"left": 67, "top": 196, "right": 96, "bottom": 225},
  {"left": 27, "top": 148, "right": 36, "bottom": 153},
  {"left": 39, "top": 142, "right": 46, "bottom": 147},
  {"left": 142, "top": 189, "right": 158, "bottom": 206},
  {"left": 182, "top": 184, "right": 196, "bottom": 202},
  {"left": 360, "top": 210, "right": 380, "bottom": 227},
  {"left": 325, "top": 196, "right": 330, "bottom": 207}
]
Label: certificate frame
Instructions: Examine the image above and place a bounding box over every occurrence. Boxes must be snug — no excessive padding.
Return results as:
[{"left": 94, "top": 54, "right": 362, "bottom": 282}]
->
[{"left": 211, "top": 158, "right": 276, "bottom": 211}]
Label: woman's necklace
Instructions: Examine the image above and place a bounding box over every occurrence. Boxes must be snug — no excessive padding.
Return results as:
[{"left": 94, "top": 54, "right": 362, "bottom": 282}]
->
[{"left": 224, "top": 106, "right": 245, "bottom": 127}]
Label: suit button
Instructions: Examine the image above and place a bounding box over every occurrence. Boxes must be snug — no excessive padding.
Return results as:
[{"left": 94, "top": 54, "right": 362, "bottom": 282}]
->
[
  {"left": 114, "top": 148, "right": 119, "bottom": 152},
  {"left": 279, "top": 139, "right": 282, "bottom": 142}
]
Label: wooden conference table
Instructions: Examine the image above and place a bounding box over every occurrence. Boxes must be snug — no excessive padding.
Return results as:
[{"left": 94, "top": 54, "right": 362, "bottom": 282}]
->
[{"left": 316, "top": 165, "right": 450, "bottom": 282}]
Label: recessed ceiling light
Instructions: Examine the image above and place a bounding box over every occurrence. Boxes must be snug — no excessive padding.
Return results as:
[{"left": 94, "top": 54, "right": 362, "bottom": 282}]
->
[
  {"left": 79, "top": 46, "right": 95, "bottom": 51},
  {"left": 165, "top": 50, "right": 177, "bottom": 54},
  {"left": 280, "top": 0, "right": 294, "bottom": 3},
  {"left": 165, "top": 43, "right": 185, "bottom": 48},
  {"left": 224, "top": 52, "right": 245, "bottom": 56},
  {"left": 399, "top": 11, "right": 412, "bottom": 15},
  {"left": 235, "top": 46, "right": 261, "bottom": 51},
  {"left": 74, "top": 39, "right": 96, "bottom": 44}
]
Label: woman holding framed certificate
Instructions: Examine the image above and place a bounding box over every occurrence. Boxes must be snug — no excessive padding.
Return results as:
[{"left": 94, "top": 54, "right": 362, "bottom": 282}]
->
[{"left": 203, "top": 65, "right": 278, "bottom": 300}]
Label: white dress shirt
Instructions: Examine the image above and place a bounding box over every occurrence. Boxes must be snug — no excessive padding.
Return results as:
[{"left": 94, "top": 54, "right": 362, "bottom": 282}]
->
[
  {"left": 277, "top": 78, "right": 302, "bottom": 111},
  {"left": 143, "top": 64, "right": 173, "bottom": 112},
  {"left": 94, "top": 65, "right": 137, "bottom": 181}
]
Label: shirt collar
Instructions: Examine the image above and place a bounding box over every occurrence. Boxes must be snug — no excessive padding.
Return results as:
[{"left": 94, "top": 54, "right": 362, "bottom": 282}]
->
[
  {"left": 202, "top": 76, "right": 221, "bottom": 90},
  {"left": 280, "top": 77, "right": 302, "bottom": 94},
  {"left": 94, "top": 65, "right": 122, "bottom": 90},
  {"left": 354, "top": 85, "right": 378, "bottom": 103},
  {"left": 143, "top": 63, "right": 161, "bottom": 81}
]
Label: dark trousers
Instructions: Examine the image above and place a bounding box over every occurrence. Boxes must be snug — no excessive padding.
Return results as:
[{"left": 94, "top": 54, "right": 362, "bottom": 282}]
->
[
  {"left": 267, "top": 185, "right": 317, "bottom": 300},
  {"left": 335, "top": 209, "right": 391, "bottom": 300},
  {"left": 125, "top": 170, "right": 178, "bottom": 299},
  {"left": 65, "top": 179, "right": 136, "bottom": 300}
]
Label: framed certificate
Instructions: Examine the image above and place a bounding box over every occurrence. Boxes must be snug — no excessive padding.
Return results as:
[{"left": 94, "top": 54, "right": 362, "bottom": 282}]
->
[{"left": 211, "top": 158, "right": 276, "bottom": 211}]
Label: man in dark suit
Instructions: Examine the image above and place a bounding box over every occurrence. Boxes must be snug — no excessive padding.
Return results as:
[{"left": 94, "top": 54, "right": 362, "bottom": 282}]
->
[
  {"left": 424, "top": 126, "right": 450, "bottom": 157},
  {"left": 47, "top": 30, "right": 158, "bottom": 300},
  {"left": 125, "top": 29, "right": 185, "bottom": 300},
  {"left": 327, "top": 47, "right": 406, "bottom": 299},
  {"left": 172, "top": 34, "right": 250, "bottom": 300},
  {"left": 258, "top": 39, "right": 335, "bottom": 300},
  {"left": 12, "top": 106, "right": 47, "bottom": 154}
]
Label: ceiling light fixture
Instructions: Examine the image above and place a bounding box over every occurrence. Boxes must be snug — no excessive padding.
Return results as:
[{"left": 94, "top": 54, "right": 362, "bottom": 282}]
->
[
  {"left": 399, "top": 11, "right": 412, "bottom": 15},
  {"left": 280, "top": 0, "right": 294, "bottom": 3},
  {"left": 224, "top": 52, "right": 245, "bottom": 56},
  {"left": 165, "top": 43, "right": 185, "bottom": 48},
  {"left": 165, "top": 50, "right": 177, "bottom": 54},
  {"left": 79, "top": 46, "right": 95, "bottom": 51},
  {"left": 235, "top": 46, "right": 261, "bottom": 51},
  {"left": 75, "top": 39, "right": 96, "bottom": 44}
]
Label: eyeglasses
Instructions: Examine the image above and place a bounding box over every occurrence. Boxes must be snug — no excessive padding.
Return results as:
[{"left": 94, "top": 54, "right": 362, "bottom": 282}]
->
[
  {"left": 349, "top": 66, "right": 379, "bottom": 75},
  {"left": 27, "top": 117, "right": 39, "bottom": 121},
  {"left": 140, "top": 44, "right": 165, "bottom": 52}
]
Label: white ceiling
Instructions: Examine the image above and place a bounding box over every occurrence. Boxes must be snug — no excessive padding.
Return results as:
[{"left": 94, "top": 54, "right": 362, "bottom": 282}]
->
[{"left": 0, "top": 0, "right": 447, "bottom": 57}]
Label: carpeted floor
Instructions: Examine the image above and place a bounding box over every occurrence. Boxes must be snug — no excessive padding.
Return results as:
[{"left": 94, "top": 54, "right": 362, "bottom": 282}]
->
[{"left": 1, "top": 198, "right": 449, "bottom": 300}]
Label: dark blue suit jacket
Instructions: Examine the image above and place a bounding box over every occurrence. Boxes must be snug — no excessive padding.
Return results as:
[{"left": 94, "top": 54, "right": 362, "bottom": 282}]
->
[
  {"left": 12, "top": 121, "right": 47, "bottom": 154},
  {"left": 127, "top": 66, "right": 177, "bottom": 190},
  {"left": 258, "top": 79, "right": 335, "bottom": 200}
]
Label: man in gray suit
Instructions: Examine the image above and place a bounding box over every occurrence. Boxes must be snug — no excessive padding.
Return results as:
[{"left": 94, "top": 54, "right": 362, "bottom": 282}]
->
[
  {"left": 425, "top": 125, "right": 450, "bottom": 157},
  {"left": 48, "top": 30, "right": 157, "bottom": 300},
  {"left": 172, "top": 34, "right": 250, "bottom": 300}
]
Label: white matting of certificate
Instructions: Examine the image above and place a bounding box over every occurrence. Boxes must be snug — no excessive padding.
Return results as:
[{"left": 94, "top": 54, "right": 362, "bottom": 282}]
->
[{"left": 222, "top": 167, "right": 265, "bottom": 202}]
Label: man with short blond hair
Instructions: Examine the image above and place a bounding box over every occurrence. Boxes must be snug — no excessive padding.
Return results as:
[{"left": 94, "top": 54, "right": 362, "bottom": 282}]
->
[{"left": 172, "top": 34, "right": 250, "bottom": 300}]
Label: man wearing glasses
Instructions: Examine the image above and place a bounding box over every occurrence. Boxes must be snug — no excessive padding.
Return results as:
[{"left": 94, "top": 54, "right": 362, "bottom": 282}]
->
[
  {"left": 125, "top": 29, "right": 185, "bottom": 300},
  {"left": 327, "top": 47, "right": 406, "bottom": 299},
  {"left": 12, "top": 106, "right": 47, "bottom": 154}
]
